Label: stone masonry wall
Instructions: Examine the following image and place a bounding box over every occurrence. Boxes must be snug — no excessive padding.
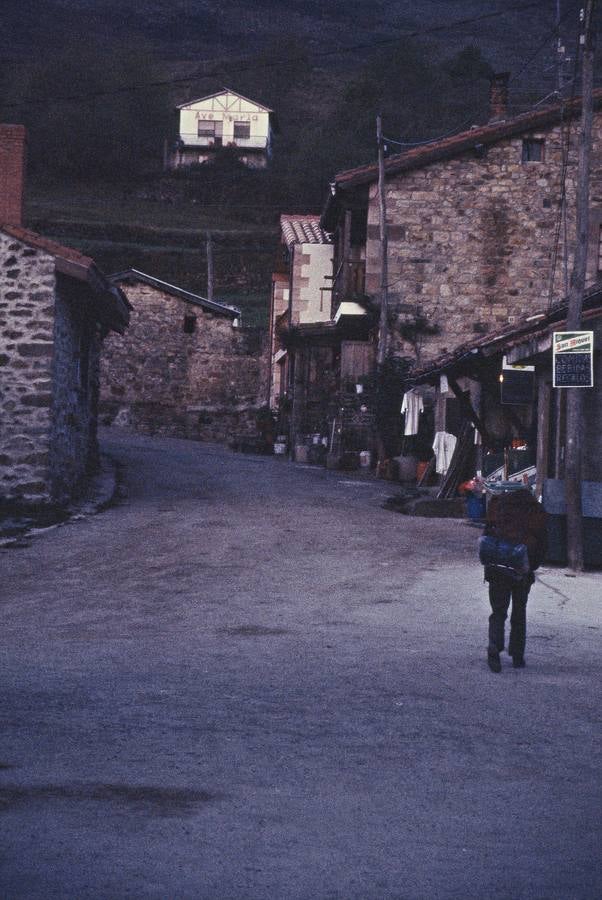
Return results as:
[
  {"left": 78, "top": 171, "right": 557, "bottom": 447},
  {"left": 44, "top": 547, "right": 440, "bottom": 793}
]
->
[
  {"left": 0, "top": 232, "right": 55, "bottom": 505},
  {"left": 365, "top": 116, "right": 602, "bottom": 364},
  {"left": 48, "top": 279, "right": 103, "bottom": 505},
  {"left": 100, "top": 281, "right": 268, "bottom": 442}
]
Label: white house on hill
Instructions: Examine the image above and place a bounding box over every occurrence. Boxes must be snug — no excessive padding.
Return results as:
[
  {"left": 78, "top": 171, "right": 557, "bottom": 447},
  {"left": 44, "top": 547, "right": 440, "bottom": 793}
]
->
[{"left": 165, "top": 88, "right": 276, "bottom": 170}]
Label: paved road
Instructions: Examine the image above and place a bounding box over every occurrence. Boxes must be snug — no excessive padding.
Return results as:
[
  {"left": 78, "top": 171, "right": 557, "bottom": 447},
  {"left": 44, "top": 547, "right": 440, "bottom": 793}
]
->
[{"left": 1, "top": 430, "right": 600, "bottom": 899}]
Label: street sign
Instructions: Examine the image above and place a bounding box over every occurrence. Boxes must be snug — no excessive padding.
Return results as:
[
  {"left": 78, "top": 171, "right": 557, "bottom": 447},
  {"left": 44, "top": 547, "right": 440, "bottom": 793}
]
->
[{"left": 553, "top": 331, "right": 594, "bottom": 387}]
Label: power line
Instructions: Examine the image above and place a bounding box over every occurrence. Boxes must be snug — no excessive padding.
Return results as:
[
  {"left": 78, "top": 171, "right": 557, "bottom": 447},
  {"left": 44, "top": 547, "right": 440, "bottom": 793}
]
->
[
  {"left": 2, "top": 1, "right": 547, "bottom": 111},
  {"left": 379, "top": 3, "right": 577, "bottom": 154}
]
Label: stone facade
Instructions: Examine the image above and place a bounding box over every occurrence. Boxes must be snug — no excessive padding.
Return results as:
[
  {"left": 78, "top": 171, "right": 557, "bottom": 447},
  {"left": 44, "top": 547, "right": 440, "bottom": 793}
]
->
[
  {"left": 48, "top": 278, "right": 103, "bottom": 504},
  {"left": 327, "top": 101, "right": 602, "bottom": 367},
  {"left": 0, "top": 232, "right": 121, "bottom": 507},
  {"left": 0, "top": 123, "right": 128, "bottom": 510},
  {"left": 100, "top": 275, "right": 268, "bottom": 443},
  {"left": 365, "top": 120, "right": 602, "bottom": 362},
  {"left": 0, "top": 233, "right": 55, "bottom": 504}
]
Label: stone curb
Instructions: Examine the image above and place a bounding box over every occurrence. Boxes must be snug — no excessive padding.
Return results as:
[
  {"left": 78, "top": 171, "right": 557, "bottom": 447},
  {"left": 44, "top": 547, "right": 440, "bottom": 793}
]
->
[{"left": 0, "top": 453, "right": 121, "bottom": 546}]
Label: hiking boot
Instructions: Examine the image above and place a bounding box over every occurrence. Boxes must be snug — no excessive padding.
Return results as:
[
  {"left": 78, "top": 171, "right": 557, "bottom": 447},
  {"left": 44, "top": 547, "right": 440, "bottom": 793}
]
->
[{"left": 487, "top": 651, "right": 502, "bottom": 673}]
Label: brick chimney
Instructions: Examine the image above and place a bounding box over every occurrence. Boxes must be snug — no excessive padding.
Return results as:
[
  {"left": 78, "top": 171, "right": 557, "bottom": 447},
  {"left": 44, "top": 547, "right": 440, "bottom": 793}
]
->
[
  {"left": 0, "top": 124, "right": 26, "bottom": 226},
  {"left": 488, "top": 73, "right": 510, "bottom": 123}
]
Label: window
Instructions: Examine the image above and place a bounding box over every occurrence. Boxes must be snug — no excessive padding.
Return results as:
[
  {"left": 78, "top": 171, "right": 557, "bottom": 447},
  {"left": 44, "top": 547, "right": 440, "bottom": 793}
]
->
[
  {"left": 233, "top": 121, "right": 250, "bottom": 140},
  {"left": 197, "top": 120, "right": 223, "bottom": 145},
  {"left": 522, "top": 139, "right": 544, "bottom": 162},
  {"left": 183, "top": 314, "right": 196, "bottom": 334}
]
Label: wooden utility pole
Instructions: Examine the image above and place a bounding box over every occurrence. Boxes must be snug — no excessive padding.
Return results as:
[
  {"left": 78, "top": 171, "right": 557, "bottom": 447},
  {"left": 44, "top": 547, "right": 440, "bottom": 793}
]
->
[
  {"left": 565, "top": 0, "right": 595, "bottom": 571},
  {"left": 206, "top": 230, "right": 214, "bottom": 302},
  {"left": 376, "top": 115, "right": 389, "bottom": 368},
  {"left": 375, "top": 115, "right": 390, "bottom": 466}
]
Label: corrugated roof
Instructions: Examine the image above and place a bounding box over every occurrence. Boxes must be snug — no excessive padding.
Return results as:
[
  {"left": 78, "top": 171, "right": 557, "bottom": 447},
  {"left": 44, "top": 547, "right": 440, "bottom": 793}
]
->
[
  {"left": 280, "top": 214, "right": 332, "bottom": 248},
  {"left": 110, "top": 269, "right": 241, "bottom": 319},
  {"left": 410, "top": 285, "right": 602, "bottom": 384},
  {"left": 333, "top": 89, "right": 602, "bottom": 190}
]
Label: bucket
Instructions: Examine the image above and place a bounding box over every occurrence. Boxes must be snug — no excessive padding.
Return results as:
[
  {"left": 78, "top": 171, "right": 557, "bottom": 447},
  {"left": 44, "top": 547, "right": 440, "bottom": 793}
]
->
[
  {"left": 359, "top": 450, "right": 371, "bottom": 468},
  {"left": 466, "top": 494, "right": 486, "bottom": 521}
]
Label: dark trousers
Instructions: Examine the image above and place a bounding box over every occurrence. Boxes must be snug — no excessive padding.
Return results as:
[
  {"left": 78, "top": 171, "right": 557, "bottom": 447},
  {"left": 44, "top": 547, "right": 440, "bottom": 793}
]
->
[{"left": 488, "top": 572, "right": 532, "bottom": 660}]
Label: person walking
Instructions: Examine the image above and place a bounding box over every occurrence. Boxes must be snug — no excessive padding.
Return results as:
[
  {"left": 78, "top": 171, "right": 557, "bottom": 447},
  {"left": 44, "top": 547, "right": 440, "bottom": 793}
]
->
[{"left": 483, "top": 488, "right": 547, "bottom": 672}]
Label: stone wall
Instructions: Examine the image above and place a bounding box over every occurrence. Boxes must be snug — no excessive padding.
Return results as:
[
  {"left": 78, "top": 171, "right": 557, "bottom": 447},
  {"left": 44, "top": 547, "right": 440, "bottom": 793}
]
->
[
  {"left": 365, "top": 117, "right": 602, "bottom": 363},
  {"left": 48, "top": 278, "right": 103, "bottom": 505},
  {"left": 100, "top": 280, "right": 269, "bottom": 442},
  {"left": 0, "top": 232, "right": 55, "bottom": 505}
]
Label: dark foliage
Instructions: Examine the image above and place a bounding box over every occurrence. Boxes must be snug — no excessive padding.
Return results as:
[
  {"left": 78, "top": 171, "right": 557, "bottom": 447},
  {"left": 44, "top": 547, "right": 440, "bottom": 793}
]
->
[{"left": 2, "top": 38, "right": 171, "bottom": 181}]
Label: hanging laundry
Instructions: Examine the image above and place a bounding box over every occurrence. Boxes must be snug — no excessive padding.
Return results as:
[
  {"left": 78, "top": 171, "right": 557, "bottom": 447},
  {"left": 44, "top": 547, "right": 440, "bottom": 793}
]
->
[
  {"left": 432, "top": 431, "right": 457, "bottom": 475},
  {"left": 439, "top": 374, "right": 449, "bottom": 394},
  {"left": 400, "top": 389, "right": 424, "bottom": 436}
]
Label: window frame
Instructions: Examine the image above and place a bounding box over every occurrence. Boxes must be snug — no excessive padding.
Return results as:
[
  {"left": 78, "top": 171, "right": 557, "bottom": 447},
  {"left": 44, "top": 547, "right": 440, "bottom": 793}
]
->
[
  {"left": 233, "top": 120, "right": 251, "bottom": 141},
  {"left": 521, "top": 138, "right": 545, "bottom": 163}
]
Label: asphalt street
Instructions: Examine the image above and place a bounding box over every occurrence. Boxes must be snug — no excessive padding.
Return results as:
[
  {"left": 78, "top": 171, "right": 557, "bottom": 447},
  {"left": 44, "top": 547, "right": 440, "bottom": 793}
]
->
[{"left": 1, "top": 429, "right": 600, "bottom": 900}]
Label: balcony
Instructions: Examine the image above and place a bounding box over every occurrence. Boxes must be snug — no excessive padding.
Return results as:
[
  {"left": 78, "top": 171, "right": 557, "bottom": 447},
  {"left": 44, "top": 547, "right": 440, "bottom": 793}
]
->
[{"left": 179, "top": 132, "right": 268, "bottom": 150}]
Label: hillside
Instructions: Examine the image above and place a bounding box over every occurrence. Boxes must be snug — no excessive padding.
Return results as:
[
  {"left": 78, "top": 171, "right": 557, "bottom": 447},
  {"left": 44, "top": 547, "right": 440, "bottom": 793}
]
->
[
  {"left": 0, "top": 1, "right": 570, "bottom": 74},
  {"left": 2, "top": 0, "right": 597, "bottom": 324}
]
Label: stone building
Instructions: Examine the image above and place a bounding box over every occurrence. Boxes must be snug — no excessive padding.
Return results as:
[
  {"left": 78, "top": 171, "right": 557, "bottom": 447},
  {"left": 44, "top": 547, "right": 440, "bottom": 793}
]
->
[
  {"left": 100, "top": 269, "right": 268, "bottom": 442},
  {"left": 268, "top": 215, "right": 335, "bottom": 408},
  {"left": 268, "top": 214, "right": 375, "bottom": 460},
  {"left": 322, "top": 81, "right": 602, "bottom": 367},
  {"left": 0, "top": 125, "right": 130, "bottom": 509}
]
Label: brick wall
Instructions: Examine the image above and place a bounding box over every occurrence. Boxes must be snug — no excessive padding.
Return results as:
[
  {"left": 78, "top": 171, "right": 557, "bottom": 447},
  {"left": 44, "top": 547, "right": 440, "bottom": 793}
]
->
[
  {"left": 100, "top": 281, "right": 268, "bottom": 442},
  {"left": 0, "top": 125, "right": 26, "bottom": 227},
  {"left": 365, "top": 117, "right": 602, "bottom": 363},
  {"left": 0, "top": 232, "right": 55, "bottom": 504}
]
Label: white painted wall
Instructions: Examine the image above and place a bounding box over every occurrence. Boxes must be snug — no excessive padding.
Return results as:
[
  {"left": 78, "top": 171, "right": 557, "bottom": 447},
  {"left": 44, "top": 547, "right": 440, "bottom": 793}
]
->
[
  {"left": 298, "top": 243, "right": 334, "bottom": 324},
  {"left": 179, "top": 91, "right": 270, "bottom": 149}
]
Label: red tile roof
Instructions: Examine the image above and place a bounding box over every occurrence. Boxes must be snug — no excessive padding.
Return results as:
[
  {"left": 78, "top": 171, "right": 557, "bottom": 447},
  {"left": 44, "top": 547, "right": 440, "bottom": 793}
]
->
[
  {"left": 1, "top": 223, "right": 130, "bottom": 332},
  {"left": 280, "top": 214, "right": 332, "bottom": 247},
  {"left": 1, "top": 224, "right": 95, "bottom": 277},
  {"left": 334, "top": 89, "right": 602, "bottom": 189}
]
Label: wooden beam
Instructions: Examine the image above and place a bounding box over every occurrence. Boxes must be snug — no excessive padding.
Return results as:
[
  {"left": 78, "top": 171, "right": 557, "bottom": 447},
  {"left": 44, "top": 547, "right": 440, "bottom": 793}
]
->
[{"left": 448, "top": 376, "right": 489, "bottom": 444}]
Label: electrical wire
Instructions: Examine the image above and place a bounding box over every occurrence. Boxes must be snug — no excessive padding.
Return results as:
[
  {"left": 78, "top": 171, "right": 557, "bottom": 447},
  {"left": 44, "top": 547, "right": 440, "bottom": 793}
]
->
[
  {"left": 379, "top": 3, "right": 576, "bottom": 155},
  {"left": 2, "top": 1, "right": 547, "bottom": 111}
]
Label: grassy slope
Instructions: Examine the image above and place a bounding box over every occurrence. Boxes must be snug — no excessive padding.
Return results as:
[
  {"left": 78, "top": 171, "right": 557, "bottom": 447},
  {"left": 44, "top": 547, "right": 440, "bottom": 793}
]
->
[{"left": 10, "top": 1, "right": 580, "bottom": 326}]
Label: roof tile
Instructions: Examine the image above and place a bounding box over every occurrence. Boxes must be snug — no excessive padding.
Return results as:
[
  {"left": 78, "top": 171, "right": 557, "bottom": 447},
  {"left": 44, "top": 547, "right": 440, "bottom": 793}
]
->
[{"left": 280, "top": 214, "right": 332, "bottom": 248}]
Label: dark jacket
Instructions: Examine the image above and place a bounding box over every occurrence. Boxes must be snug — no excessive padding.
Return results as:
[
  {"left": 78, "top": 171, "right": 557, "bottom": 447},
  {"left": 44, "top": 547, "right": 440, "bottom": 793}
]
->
[{"left": 485, "top": 489, "right": 548, "bottom": 572}]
